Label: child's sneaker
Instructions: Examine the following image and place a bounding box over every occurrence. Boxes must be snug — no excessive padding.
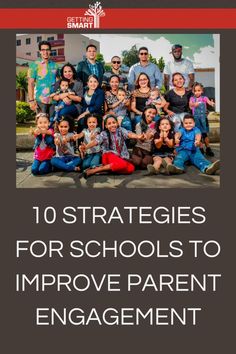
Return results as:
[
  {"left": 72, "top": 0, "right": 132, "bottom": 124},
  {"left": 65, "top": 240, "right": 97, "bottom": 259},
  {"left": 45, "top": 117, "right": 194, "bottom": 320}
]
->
[
  {"left": 205, "top": 160, "right": 220, "bottom": 175},
  {"left": 205, "top": 147, "right": 215, "bottom": 157},
  {"left": 167, "top": 164, "right": 184, "bottom": 174}
]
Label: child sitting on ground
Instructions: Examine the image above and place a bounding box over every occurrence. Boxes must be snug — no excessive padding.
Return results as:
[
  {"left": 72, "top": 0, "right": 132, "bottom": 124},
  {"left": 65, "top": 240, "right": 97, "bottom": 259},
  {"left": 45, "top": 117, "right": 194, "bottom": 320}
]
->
[
  {"left": 80, "top": 114, "right": 144, "bottom": 178},
  {"left": 50, "top": 116, "right": 81, "bottom": 172},
  {"left": 30, "top": 113, "right": 55, "bottom": 175},
  {"left": 146, "top": 87, "right": 166, "bottom": 116},
  {"left": 147, "top": 116, "right": 175, "bottom": 175},
  {"left": 189, "top": 82, "right": 215, "bottom": 156},
  {"left": 167, "top": 114, "right": 220, "bottom": 175},
  {"left": 75, "top": 114, "right": 101, "bottom": 170}
]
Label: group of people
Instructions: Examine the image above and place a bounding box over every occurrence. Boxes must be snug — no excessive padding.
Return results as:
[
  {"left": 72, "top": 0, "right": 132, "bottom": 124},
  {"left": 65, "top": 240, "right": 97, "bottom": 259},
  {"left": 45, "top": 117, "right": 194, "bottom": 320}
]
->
[{"left": 27, "top": 40, "right": 220, "bottom": 178}]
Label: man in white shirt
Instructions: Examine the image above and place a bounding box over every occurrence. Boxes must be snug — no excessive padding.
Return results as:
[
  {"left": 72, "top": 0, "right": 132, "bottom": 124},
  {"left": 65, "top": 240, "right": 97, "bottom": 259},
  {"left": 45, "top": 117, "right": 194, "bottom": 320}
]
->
[
  {"left": 164, "top": 44, "right": 194, "bottom": 91},
  {"left": 128, "top": 47, "right": 163, "bottom": 91}
]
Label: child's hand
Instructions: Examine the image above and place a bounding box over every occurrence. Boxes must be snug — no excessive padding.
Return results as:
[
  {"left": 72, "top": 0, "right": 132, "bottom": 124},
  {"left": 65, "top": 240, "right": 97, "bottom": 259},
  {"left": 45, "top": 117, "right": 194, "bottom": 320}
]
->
[
  {"left": 137, "top": 133, "right": 145, "bottom": 140},
  {"left": 163, "top": 131, "right": 168, "bottom": 139},
  {"left": 210, "top": 99, "right": 215, "bottom": 107},
  {"left": 175, "top": 137, "right": 180, "bottom": 146},
  {"left": 146, "top": 131, "right": 154, "bottom": 140},
  {"left": 90, "top": 131, "right": 97, "bottom": 141},
  {"left": 195, "top": 139, "right": 201, "bottom": 147},
  {"left": 63, "top": 97, "right": 72, "bottom": 105},
  {"left": 34, "top": 127, "right": 42, "bottom": 135},
  {"left": 54, "top": 137, "right": 61, "bottom": 146},
  {"left": 62, "top": 136, "right": 68, "bottom": 144},
  {"left": 73, "top": 134, "right": 79, "bottom": 141}
]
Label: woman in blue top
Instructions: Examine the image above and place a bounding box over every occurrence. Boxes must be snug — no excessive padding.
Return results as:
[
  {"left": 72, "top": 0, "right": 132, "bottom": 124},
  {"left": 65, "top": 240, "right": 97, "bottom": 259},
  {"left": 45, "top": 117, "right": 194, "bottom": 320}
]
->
[{"left": 77, "top": 74, "right": 105, "bottom": 133}]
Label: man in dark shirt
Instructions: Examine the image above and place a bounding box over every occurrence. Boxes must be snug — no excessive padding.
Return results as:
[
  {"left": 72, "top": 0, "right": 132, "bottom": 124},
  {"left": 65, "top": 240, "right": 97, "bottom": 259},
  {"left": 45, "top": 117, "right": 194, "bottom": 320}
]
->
[{"left": 76, "top": 44, "right": 105, "bottom": 86}]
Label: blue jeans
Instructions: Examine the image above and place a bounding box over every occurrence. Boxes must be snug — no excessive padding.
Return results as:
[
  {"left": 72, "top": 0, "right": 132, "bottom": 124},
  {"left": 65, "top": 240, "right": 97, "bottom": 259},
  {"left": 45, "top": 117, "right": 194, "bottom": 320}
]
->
[
  {"left": 31, "top": 159, "right": 52, "bottom": 175},
  {"left": 174, "top": 148, "right": 211, "bottom": 173},
  {"left": 82, "top": 152, "right": 101, "bottom": 170},
  {"left": 51, "top": 156, "right": 81, "bottom": 172},
  {"left": 50, "top": 103, "right": 79, "bottom": 126},
  {"left": 121, "top": 116, "right": 132, "bottom": 131}
]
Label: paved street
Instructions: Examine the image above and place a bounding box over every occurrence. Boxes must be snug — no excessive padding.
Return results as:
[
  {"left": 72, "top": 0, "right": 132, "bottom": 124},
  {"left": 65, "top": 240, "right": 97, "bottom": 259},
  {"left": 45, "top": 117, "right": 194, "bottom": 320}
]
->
[{"left": 16, "top": 144, "right": 220, "bottom": 189}]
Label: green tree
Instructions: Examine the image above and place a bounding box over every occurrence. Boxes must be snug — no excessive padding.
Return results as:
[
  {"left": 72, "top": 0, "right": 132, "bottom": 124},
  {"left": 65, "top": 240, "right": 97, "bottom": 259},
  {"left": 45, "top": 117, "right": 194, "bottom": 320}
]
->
[
  {"left": 122, "top": 45, "right": 139, "bottom": 67},
  {"left": 16, "top": 70, "right": 28, "bottom": 101},
  {"left": 96, "top": 53, "right": 105, "bottom": 66},
  {"left": 148, "top": 53, "right": 158, "bottom": 65},
  {"left": 157, "top": 56, "right": 165, "bottom": 72}
]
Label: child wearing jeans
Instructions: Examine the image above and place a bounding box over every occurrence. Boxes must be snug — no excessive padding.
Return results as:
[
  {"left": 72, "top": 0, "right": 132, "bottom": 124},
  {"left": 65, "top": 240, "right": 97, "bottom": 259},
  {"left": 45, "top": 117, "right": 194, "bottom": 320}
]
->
[
  {"left": 167, "top": 114, "right": 220, "bottom": 175},
  {"left": 50, "top": 78, "right": 76, "bottom": 126},
  {"left": 31, "top": 113, "right": 55, "bottom": 175},
  {"left": 51, "top": 117, "right": 81, "bottom": 172},
  {"left": 189, "top": 82, "right": 215, "bottom": 156},
  {"left": 76, "top": 114, "right": 101, "bottom": 170}
]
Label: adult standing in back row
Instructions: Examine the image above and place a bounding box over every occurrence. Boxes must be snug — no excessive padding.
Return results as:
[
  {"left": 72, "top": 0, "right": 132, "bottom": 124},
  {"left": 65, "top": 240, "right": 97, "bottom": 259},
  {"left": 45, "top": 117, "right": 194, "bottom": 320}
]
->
[
  {"left": 76, "top": 44, "right": 105, "bottom": 87},
  {"left": 128, "top": 47, "right": 163, "bottom": 91},
  {"left": 164, "top": 44, "right": 195, "bottom": 91},
  {"left": 28, "top": 40, "right": 59, "bottom": 116}
]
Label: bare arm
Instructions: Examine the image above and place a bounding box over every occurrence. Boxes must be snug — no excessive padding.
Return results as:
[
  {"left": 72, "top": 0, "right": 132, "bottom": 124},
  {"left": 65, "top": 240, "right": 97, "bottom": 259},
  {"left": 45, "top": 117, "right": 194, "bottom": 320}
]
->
[
  {"left": 187, "top": 73, "right": 195, "bottom": 90},
  {"left": 131, "top": 97, "right": 142, "bottom": 115},
  {"left": 195, "top": 133, "right": 202, "bottom": 147},
  {"left": 28, "top": 77, "right": 37, "bottom": 111},
  {"left": 127, "top": 131, "right": 144, "bottom": 140},
  {"left": 206, "top": 97, "right": 215, "bottom": 107},
  {"left": 163, "top": 101, "right": 174, "bottom": 117},
  {"left": 164, "top": 74, "right": 170, "bottom": 91}
]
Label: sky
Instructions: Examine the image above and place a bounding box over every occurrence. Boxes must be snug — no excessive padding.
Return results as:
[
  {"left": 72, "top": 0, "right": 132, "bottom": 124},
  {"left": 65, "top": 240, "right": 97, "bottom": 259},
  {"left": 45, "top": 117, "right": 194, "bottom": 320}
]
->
[{"left": 86, "top": 33, "right": 219, "bottom": 68}]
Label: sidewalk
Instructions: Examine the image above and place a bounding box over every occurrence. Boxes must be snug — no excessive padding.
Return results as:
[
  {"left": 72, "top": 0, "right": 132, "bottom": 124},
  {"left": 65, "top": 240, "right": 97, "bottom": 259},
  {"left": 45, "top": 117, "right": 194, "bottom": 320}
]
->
[{"left": 16, "top": 144, "right": 220, "bottom": 188}]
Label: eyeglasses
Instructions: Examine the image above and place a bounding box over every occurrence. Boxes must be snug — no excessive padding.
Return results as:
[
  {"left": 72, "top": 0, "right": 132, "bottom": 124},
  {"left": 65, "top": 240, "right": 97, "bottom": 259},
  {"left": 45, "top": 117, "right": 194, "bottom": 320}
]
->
[
  {"left": 139, "top": 52, "right": 148, "bottom": 55},
  {"left": 41, "top": 49, "right": 50, "bottom": 52},
  {"left": 112, "top": 61, "right": 121, "bottom": 64}
]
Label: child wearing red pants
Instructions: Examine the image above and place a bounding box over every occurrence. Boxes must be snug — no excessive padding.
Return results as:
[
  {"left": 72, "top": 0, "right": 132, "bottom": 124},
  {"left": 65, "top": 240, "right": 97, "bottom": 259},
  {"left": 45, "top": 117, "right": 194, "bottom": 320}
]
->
[{"left": 81, "top": 114, "right": 144, "bottom": 178}]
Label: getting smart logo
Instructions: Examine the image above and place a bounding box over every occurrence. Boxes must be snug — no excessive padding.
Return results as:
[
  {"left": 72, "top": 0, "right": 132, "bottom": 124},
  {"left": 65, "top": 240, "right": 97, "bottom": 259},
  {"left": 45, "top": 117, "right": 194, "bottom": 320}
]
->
[{"left": 67, "top": 2, "right": 106, "bottom": 29}]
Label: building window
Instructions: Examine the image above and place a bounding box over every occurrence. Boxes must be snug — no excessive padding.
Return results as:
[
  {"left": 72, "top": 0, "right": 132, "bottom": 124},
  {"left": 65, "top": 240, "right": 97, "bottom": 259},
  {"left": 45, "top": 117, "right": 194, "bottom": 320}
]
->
[
  {"left": 26, "top": 52, "right": 31, "bottom": 56},
  {"left": 57, "top": 34, "right": 64, "bottom": 39},
  {"left": 51, "top": 50, "right": 57, "bottom": 57},
  {"left": 16, "top": 39, "right": 21, "bottom": 46},
  {"left": 37, "top": 36, "right": 42, "bottom": 43},
  {"left": 37, "top": 51, "right": 40, "bottom": 58},
  {"left": 47, "top": 36, "right": 54, "bottom": 41},
  {"left": 26, "top": 38, "right": 31, "bottom": 45},
  {"left": 58, "top": 48, "right": 64, "bottom": 56}
]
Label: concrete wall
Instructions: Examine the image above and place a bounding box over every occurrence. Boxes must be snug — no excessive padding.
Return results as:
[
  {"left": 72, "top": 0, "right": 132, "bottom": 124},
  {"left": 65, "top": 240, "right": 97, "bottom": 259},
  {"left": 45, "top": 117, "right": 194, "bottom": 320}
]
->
[
  {"left": 195, "top": 70, "right": 215, "bottom": 88},
  {"left": 64, "top": 34, "right": 100, "bottom": 66}
]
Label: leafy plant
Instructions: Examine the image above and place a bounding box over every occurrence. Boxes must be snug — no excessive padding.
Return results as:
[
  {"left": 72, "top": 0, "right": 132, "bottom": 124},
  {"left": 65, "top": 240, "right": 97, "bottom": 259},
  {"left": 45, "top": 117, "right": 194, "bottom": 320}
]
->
[
  {"left": 16, "top": 101, "right": 35, "bottom": 123},
  {"left": 16, "top": 70, "right": 28, "bottom": 101}
]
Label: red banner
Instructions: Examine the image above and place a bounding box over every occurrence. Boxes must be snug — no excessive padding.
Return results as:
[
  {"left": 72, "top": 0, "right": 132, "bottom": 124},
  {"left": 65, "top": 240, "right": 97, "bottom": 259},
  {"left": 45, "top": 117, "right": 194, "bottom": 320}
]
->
[{"left": 1, "top": 8, "right": 236, "bottom": 29}]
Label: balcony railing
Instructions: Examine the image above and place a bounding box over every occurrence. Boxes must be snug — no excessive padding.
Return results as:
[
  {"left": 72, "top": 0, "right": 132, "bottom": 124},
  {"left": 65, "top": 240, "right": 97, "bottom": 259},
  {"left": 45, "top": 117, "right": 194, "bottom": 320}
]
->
[
  {"left": 52, "top": 55, "right": 65, "bottom": 62},
  {"left": 50, "top": 39, "right": 65, "bottom": 47}
]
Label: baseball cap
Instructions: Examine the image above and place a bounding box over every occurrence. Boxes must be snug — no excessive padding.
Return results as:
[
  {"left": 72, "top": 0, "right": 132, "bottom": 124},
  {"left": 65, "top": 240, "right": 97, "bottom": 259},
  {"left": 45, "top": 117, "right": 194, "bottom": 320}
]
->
[{"left": 170, "top": 44, "right": 182, "bottom": 53}]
